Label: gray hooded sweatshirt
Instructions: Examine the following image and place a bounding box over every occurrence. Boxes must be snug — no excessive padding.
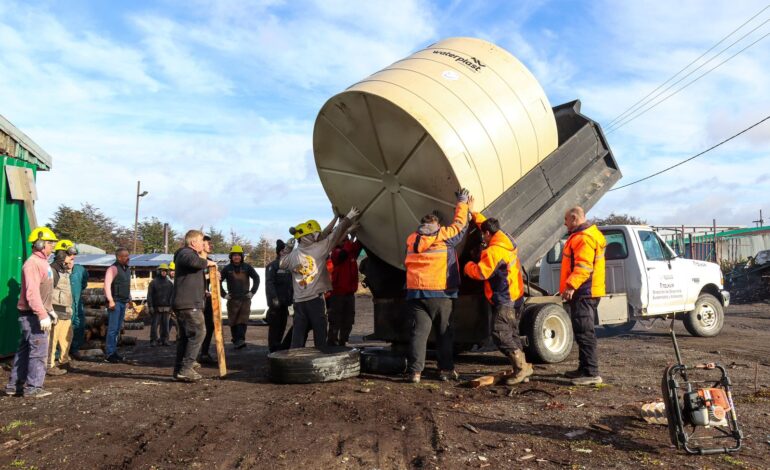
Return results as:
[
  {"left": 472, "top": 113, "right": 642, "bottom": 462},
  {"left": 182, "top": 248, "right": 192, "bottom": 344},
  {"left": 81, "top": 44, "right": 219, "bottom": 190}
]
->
[{"left": 279, "top": 216, "right": 353, "bottom": 303}]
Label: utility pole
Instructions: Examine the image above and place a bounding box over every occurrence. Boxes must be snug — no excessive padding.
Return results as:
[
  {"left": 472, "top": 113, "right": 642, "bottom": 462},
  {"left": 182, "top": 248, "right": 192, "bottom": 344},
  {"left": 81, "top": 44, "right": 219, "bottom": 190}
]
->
[
  {"left": 132, "top": 180, "right": 149, "bottom": 254},
  {"left": 163, "top": 223, "right": 169, "bottom": 253},
  {"left": 752, "top": 209, "right": 764, "bottom": 227}
]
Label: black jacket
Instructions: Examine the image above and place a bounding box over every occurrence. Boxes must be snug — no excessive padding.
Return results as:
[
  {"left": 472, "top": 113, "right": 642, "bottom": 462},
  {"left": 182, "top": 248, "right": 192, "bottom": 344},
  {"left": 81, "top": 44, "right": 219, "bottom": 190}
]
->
[
  {"left": 148, "top": 276, "right": 174, "bottom": 309},
  {"left": 265, "top": 258, "right": 293, "bottom": 307},
  {"left": 220, "top": 262, "right": 260, "bottom": 300},
  {"left": 172, "top": 246, "right": 209, "bottom": 310}
]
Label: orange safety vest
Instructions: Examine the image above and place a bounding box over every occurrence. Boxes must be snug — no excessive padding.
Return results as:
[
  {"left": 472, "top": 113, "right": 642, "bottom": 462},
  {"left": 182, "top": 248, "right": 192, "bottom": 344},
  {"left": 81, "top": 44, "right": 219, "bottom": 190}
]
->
[
  {"left": 560, "top": 223, "right": 606, "bottom": 298},
  {"left": 464, "top": 213, "right": 524, "bottom": 306},
  {"left": 405, "top": 202, "right": 469, "bottom": 297}
]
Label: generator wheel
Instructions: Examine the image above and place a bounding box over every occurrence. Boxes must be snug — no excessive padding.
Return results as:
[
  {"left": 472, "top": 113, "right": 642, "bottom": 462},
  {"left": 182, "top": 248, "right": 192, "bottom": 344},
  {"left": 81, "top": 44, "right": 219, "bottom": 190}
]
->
[
  {"left": 683, "top": 293, "right": 724, "bottom": 337},
  {"left": 524, "top": 303, "right": 573, "bottom": 363},
  {"left": 268, "top": 347, "right": 360, "bottom": 384}
]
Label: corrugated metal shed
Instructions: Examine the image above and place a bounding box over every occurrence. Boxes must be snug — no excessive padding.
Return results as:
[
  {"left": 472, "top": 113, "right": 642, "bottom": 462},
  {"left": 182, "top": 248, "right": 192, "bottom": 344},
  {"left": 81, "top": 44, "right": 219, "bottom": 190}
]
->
[
  {"left": 0, "top": 114, "right": 52, "bottom": 170},
  {"left": 74, "top": 254, "right": 231, "bottom": 268},
  {"left": 0, "top": 115, "right": 52, "bottom": 357}
]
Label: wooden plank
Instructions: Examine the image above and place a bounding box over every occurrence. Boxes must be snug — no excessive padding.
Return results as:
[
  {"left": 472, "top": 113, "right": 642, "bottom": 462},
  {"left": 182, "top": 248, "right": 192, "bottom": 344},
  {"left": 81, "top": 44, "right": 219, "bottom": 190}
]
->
[
  {"left": 5, "top": 165, "right": 37, "bottom": 201},
  {"left": 466, "top": 370, "right": 513, "bottom": 388},
  {"left": 209, "top": 265, "right": 227, "bottom": 377}
]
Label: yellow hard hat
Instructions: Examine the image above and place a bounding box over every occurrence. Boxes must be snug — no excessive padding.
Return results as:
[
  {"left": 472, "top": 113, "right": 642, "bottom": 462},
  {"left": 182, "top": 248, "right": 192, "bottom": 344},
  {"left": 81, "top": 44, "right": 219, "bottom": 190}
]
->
[
  {"left": 230, "top": 245, "right": 244, "bottom": 254},
  {"left": 289, "top": 220, "right": 321, "bottom": 239},
  {"left": 169, "top": 261, "right": 176, "bottom": 270},
  {"left": 158, "top": 263, "right": 169, "bottom": 270},
  {"left": 28, "top": 226, "right": 58, "bottom": 244},
  {"left": 54, "top": 239, "right": 77, "bottom": 254}
]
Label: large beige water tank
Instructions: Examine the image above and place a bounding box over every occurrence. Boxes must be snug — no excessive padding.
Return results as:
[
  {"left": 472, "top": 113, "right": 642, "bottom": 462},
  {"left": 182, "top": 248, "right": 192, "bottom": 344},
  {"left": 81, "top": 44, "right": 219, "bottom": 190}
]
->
[{"left": 313, "top": 37, "right": 558, "bottom": 268}]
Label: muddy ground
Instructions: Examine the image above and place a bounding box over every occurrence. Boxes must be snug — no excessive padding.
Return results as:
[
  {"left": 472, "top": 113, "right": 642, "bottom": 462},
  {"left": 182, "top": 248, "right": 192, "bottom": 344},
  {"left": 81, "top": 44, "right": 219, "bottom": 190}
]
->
[{"left": 1, "top": 297, "right": 769, "bottom": 469}]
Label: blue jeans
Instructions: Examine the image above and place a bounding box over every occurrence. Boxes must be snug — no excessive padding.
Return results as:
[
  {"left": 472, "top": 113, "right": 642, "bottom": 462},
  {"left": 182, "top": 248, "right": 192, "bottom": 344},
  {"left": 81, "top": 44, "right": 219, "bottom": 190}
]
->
[
  {"left": 105, "top": 302, "right": 127, "bottom": 356},
  {"left": 6, "top": 315, "right": 49, "bottom": 393}
]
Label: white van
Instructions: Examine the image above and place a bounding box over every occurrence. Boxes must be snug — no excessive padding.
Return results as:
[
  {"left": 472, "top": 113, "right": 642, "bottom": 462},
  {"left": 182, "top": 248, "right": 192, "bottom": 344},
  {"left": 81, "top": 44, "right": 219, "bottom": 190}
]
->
[{"left": 221, "top": 267, "right": 269, "bottom": 321}]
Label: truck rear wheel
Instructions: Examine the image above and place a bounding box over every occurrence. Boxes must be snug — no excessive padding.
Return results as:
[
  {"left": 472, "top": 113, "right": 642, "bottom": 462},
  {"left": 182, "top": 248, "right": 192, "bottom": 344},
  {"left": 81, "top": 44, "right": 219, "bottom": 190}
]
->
[
  {"left": 683, "top": 293, "right": 724, "bottom": 337},
  {"left": 524, "top": 303, "right": 573, "bottom": 363}
]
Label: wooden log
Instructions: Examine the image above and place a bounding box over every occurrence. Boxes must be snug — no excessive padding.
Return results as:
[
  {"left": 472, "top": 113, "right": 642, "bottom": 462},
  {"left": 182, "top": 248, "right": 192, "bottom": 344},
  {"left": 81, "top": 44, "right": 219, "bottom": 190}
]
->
[
  {"left": 209, "top": 265, "right": 227, "bottom": 377},
  {"left": 466, "top": 370, "right": 514, "bottom": 388},
  {"left": 122, "top": 321, "right": 145, "bottom": 330}
]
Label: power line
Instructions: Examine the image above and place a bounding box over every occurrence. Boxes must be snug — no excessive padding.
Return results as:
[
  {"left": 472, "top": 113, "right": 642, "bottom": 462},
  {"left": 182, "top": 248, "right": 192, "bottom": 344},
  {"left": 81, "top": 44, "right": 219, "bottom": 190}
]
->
[
  {"left": 609, "top": 114, "right": 770, "bottom": 191},
  {"left": 606, "top": 29, "right": 770, "bottom": 134},
  {"left": 606, "top": 4, "right": 770, "bottom": 128}
]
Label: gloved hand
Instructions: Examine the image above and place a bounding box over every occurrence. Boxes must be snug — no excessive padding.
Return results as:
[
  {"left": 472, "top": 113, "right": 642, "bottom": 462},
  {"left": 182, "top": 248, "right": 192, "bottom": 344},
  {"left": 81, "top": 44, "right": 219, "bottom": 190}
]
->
[
  {"left": 246, "top": 292, "right": 254, "bottom": 299},
  {"left": 271, "top": 298, "right": 281, "bottom": 308},
  {"left": 224, "top": 293, "right": 232, "bottom": 300},
  {"left": 39, "top": 316, "right": 52, "bottom": 332},
  {"left": 455, "top": 188, "right": 470, "bottom": 203},
  {"left": 48, "top": 311, "right": 58, "bottom": 325},
  {"left": 346, "top": 206, "right": 361, "bottom": 219}
]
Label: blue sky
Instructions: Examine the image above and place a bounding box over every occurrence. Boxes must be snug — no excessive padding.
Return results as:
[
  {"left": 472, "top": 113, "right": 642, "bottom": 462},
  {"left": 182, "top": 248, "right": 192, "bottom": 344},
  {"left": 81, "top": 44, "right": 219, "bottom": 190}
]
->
[{"left": 1, "top": 0, "right": 768, "bottom": 244}]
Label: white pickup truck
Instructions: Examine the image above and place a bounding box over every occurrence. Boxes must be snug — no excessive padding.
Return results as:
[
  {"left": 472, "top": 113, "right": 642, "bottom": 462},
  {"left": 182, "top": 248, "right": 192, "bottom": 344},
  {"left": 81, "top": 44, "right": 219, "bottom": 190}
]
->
[{"left": 538, "top": 225, "right": 730, "bottom": 338}]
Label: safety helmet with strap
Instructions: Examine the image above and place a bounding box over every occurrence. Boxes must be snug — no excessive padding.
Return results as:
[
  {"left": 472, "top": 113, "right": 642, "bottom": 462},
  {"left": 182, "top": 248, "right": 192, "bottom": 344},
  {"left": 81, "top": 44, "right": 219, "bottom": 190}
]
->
[
  {"left": 158, "top": 263, "right": 169, "bottom": 271},
  {"left": 289, "top": 220, "right": 321, "bottom": 239},
  {"left": 54, "top": 239, "right": 78, "bottom": 255},
  {"left": 28, "top": 226, "right": 58, "bottom": 251},
  {"left": 230, "top": 245, "right": 244, "bottom": 254}
]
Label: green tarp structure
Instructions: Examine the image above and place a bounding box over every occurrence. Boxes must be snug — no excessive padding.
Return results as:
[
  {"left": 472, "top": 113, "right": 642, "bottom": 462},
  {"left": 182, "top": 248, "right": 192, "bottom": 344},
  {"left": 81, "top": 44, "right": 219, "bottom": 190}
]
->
[{"left": 0, "top": 114, "right": 52, "bottom": 357}]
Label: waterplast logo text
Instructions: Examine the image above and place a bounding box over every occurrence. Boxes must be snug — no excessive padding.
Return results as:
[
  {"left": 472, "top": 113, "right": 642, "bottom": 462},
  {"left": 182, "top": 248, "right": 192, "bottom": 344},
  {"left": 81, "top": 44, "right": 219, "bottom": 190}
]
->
[{"left": 431, "top": 50, "right": 486, "bottom": 72}]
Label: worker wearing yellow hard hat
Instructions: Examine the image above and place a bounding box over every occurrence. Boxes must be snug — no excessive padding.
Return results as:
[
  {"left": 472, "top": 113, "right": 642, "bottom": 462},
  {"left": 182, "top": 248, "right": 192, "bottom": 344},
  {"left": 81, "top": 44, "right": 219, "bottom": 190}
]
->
[
  {"left": 47, "top": 238, "right": 79, "bottom": 376},
  {"left": 279, "top": 207, "right": 360, "bottom": 349},
  {"left": 148, "top": 261, "right": 174, "bottom": 346},
  {"left": 220, "top": 245, "right": 260, "bottom": 349},
  {"left": 168, "top": 261, "right": 176, "bottom": 281},
  {"left": 5, "top": 227, "right": 59, "bottom": 397}
]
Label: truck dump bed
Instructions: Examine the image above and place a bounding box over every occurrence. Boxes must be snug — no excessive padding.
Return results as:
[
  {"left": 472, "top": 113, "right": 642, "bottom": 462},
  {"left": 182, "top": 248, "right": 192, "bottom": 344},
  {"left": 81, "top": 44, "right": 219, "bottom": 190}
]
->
[{"left": 362, "top": 100, "right": 621, "bottom": 345}]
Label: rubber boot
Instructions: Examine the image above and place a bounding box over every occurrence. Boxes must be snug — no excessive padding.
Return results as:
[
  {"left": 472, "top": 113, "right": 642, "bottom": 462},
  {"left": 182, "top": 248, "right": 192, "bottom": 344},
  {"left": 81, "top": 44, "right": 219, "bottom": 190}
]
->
[{"left": 505, "top": 350, "right": 533, "bottom": 385}]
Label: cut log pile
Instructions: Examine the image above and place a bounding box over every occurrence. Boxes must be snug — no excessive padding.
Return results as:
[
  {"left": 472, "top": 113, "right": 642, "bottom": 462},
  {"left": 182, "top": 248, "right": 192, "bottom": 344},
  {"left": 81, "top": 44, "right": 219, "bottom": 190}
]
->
[{"left": 81, "top": 288, "right": 144, "bottom": 349}]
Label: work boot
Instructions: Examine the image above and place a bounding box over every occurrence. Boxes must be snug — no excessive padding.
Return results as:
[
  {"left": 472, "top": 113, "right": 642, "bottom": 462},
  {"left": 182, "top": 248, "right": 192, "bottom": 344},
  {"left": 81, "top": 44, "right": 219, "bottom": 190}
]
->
[
  {"left": 149, "top": 339, "right": 158, "bottom": 347},
  {"left": 174, "top": 369, "right": 202, "bottom": 383},
  {"left": 439, "top": 369, "right": 459, "bottom": 382},
  {"left": 405, "top": 372, "right": 421, "bottom": 384},
  {"left": 505, "top": 350, "right": 533, "bottom": 385},
  {"left": 564, "top": 368, "right": 584, "bottom": 379},
  {"left": 572, "top": 375, "right": 603, "bottom": 386},
  {"left": 47, "top": 366, "right": 67, "bottom": 376},
  {"left": 192, "top": 361, "right": 202, "bottom": 370},
  {"left": 105, "top": 354, "right": 122, "bottom": 364},
  {"left": 160, "top": 339, "right": 172, "bottom": 346},
  {"left": 234, "top": 339, "right": 247, "bottom": 349},
  {"left": 23, "top": 387, "right": 52, "bottom": 398},
  {"left": 4, "top": 386, "right": 18, "bottom": 397}
]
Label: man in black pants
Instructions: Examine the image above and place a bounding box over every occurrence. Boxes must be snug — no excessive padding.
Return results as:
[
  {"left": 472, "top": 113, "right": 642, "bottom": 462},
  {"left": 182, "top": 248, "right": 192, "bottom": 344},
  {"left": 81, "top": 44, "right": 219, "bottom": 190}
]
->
[
  {"left": 199, "top": 235, "right": 216, "bottom": 365},
  {"left": 559, "top": 206, "right": 607, "bottom": 386},
  {"left": 172, "top": 230, "right": 218, "bottom": 382},
  {"left": 265, "top": 240, "right": 294, "bottom": 352}
]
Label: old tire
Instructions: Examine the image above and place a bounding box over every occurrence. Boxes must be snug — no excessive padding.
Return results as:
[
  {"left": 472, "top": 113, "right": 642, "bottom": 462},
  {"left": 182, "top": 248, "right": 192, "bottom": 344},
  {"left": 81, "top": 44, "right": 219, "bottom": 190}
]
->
[
  {"left": 360, "top": 347, "right": 407, "bottom": 375},
  {"left": 683, "top": 293, "right": 724, "bottom": 337},
  {"left": 268, "top": 347, "right": 360, "bottom": 384},
  {"left": 524, "top": 303, "right": 573, "bottom": 364}
]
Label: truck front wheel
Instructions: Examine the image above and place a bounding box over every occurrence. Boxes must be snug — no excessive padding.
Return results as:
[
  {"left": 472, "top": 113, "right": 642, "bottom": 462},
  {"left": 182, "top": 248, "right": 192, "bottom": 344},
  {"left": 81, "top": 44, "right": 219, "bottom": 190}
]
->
[
  {"left": 683, "top": 293, "right": 724, "bottom": 337},
  {"left": 524, "top": 303, "right": 573, "bottom": 363}
]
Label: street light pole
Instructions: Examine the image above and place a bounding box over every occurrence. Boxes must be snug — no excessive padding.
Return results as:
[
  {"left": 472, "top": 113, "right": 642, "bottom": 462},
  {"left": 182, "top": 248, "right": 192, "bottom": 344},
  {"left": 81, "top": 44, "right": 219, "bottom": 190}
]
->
[{"left": 133, "top": 180, "right": 149, "bottom": 253}]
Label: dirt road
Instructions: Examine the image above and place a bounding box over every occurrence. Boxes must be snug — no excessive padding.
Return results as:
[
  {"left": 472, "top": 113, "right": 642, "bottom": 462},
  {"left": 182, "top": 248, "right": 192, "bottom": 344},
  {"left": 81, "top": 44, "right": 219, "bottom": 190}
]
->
[{"left": 1, "top": 298, "right": 769, "bottom": 469}]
